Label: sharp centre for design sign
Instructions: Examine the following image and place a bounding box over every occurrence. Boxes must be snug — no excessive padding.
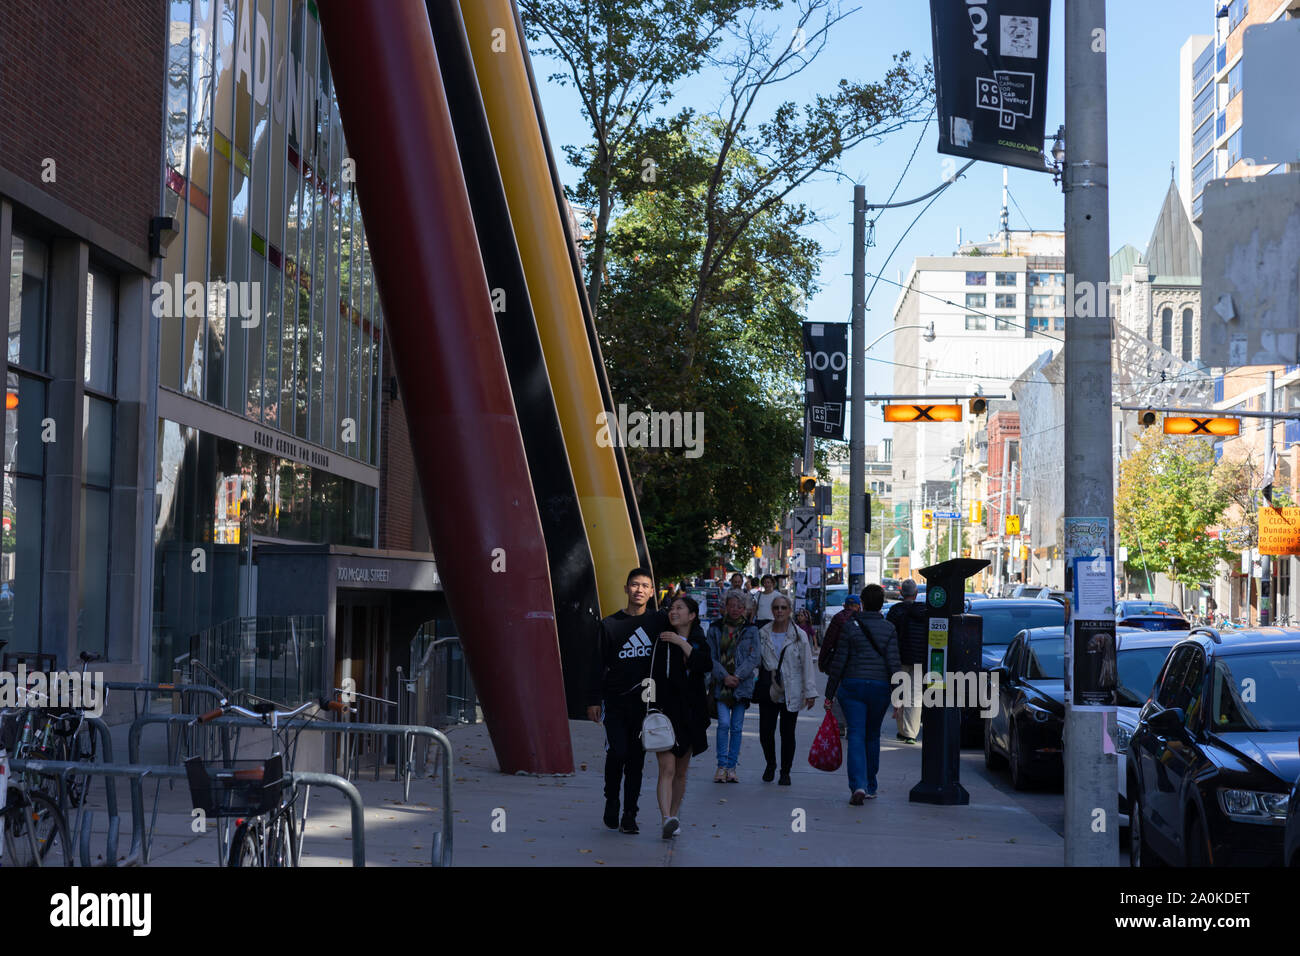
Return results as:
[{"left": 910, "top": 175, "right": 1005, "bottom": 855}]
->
[{"left": 930, "top": 0, "right": 1051, "bottom": 172}]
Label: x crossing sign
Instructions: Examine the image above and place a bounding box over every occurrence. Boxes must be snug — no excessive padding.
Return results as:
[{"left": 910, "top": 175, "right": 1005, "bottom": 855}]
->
[{"left": 882, "top": 404, "right": 963, "bottom": 423}]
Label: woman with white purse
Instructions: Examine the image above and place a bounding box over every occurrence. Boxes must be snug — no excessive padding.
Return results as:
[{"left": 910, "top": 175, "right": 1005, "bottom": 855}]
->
[{"left": 644, "top": 594, "right": 712, "bottom": 839}]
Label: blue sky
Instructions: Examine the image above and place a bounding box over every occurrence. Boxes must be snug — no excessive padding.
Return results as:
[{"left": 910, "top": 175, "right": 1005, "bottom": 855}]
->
[{"left": 530, "top": 0, "right": 1212, "bottom": 448}]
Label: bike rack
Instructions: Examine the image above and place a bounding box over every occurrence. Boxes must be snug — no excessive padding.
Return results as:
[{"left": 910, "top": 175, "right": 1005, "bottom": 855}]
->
[
  {"left": 128, "top": 713, "right": 454, "bottom": 867},
  {"left": 10, "top": 758, "right": 368, "bottom": 867}
]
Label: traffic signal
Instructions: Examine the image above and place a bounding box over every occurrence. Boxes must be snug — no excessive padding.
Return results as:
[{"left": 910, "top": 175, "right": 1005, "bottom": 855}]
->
[
  {"left": 1162, "top": 416, "right": 1240, "bottom": 437},
  {"left": 883, "top": 403, "right": 962, "bottom": 423},
  {"left": 969, "top": 396, "right": 987, "bottom": 416},
  {"left": 969, "top": 501, "right": 983, "bottom": 524},
  {"left": 799, "top": 475, "right": 817, "bottom": 495},
  {"left": 922, "top": 509, "right": 933, "bottom": 530},
  {"left": 1138, "top": 410, "right": 1158, "bottom": 428}
]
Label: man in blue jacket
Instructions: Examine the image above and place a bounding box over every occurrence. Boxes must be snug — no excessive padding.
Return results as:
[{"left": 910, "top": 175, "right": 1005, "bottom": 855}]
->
[{"left": 705, "top": 593, "right": 760, "bottom": 782}]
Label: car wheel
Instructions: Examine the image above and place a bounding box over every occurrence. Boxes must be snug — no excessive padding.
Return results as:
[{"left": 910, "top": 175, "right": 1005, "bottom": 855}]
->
[
  {"left": 984, "top": 717, "right": 1006, "bottom": 770},
  {"left": 1185, "top": 812, "right": 1212, "bottom": 867},
  {"left": 1009, "top": 721, "right": 1031, "bottom": 791}
]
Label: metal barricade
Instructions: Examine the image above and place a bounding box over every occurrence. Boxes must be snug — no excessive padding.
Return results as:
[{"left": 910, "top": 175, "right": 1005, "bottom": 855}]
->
[{"left": 127, "top": 713, "right": 453, "bottom": 867}]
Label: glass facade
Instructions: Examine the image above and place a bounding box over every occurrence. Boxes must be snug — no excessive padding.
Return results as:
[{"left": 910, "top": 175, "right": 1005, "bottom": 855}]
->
[
  {"left": 159, "top": 0, "right": 382, "bottom": 464},
  {"left": 153, "top": 0, "right": 385, "bottom": 680}
]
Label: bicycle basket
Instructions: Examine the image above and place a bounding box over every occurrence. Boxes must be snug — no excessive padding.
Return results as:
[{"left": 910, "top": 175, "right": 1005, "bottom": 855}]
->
[{"left": 184, "top": 754, "right": 286, "bottom": 817}]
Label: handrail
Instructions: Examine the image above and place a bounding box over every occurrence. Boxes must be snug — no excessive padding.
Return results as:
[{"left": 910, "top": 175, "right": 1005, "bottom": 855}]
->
[
  {"left": 128, "top": 713, "right": 453, "bottom": 867},
  {"left": 11, "top": 759, "right": 368, "bottom": 867}
]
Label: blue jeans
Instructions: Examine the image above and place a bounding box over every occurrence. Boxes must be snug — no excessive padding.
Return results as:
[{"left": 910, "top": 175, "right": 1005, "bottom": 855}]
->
[
  {"left": 837, "top": 678, "right": 891, "bottom": 794},
  {"left": 715, "top": 699, "right": 746, "bottom": 769}
]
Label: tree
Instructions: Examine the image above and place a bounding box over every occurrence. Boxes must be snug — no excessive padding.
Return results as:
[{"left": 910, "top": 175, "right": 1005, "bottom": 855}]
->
[
  {"left": 1213, "top": 450, "right": 1294, "bottom": 549},
  {"left": 1116, "top": 429, "right": 1233, "bottom": 594}
]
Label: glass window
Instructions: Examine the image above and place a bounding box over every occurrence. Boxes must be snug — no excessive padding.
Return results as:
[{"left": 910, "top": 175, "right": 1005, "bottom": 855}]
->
[
  {"left": 1181, "top": 308, "right": 1193, "bottom": 360},
  {"left": 2, "top": 373, "right": 46, "bottom": 654},
  {"left": 1161, "top": 307, "right": 1172, "bottom": 351},
  {"left": 965, "top": 271, "right": 986, "bottom": 286},
  {"left": 995, "top": 293, "right": 1017, "bottom": 309},
  {"left": 995, "top": 272, "right": 1016, "bottom": 287},
  {"left": 85, "top": 266, "right": 117, "bottom": 393},
  {"left": 1054, "top": 317, "right": 1065, "bottom": 330},
  {"left": 1024, "top": 638, "right": 1066, "bottom": 680},
  {"left": 8, "top": 233, "right": 48, "bottom": 372},
  {"left": 995, "top": 317, "right": 1014, "bottom": 331},
  {"left": 965, "top": 293, "right": 986, "bottom": 308},
  {"left": 964, "top": 314, "right": 986, "bottom": 330}
]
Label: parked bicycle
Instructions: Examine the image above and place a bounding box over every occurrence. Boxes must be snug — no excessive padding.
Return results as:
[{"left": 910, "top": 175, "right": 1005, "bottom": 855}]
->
[
  {"left": 185, "top": 696, "right": 349, "bottom": 867},
  {"left": 0, "top": 709, "right": 73, "bottom": 866}
]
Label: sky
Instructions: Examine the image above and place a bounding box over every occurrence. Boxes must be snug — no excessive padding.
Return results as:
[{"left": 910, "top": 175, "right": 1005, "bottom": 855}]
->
[{"left": 529, "top": 0, "right": 1213, "bottom": 450}]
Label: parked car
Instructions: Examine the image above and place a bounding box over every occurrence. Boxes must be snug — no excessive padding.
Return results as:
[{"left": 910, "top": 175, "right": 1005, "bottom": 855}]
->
[
  {"left": 1114, "top": 600, "right": 1190, "bottom": 631},
  {"left": 1127, "top": 627, "right": 1300, "bottom": 866},
  {"left": 1286, "top": 770, "right": 1300, "bottom": 867},
  {"left": 1113, "top": 629, "right": 1188, "bottom": 830},
  {"left": 984, "top": 626, "right": 1068, "bottom": 789},
  {"left": 957, "top": 599, "right": 1066, "bottom": 746},
  {"left": 1010, "top": 584, "right": 1045, "bottom": 599},
  {"left": 1036, "top": 589, "right": 1068, "bottom": 605}
]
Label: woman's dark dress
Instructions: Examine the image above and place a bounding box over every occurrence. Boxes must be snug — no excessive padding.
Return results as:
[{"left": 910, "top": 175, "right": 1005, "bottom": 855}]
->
[{"left": 649, "top": 628, "right": 713, "bottom": 758}]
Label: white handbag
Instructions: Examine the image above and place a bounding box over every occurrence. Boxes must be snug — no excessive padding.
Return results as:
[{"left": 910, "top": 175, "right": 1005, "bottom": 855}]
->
[{"left": 639, "top": 638, "right": 678, "bottom": 753}]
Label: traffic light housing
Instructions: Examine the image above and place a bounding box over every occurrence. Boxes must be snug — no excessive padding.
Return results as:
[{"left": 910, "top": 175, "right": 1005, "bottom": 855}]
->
[
  {"left": 864, "top": 492, "right": 872, "bottom": 535},
  {"left": 799, "top": 475, "right": 817, "bottom": 495},
  {"left": 1138, "top": 410, "right": 1158, "bottom": 428},
  {"left": 969, "top": 501, "right": 983, "bottom": 524},
  {"left": 969, "top": 396, "right": 987, "bottom": 416},
  {"left": 922, "top": 509, "right": 933, "bottom": 530}
]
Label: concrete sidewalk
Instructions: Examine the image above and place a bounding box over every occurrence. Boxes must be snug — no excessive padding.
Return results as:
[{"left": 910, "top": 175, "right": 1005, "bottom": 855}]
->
[{"left": 74, "top": 705, "right": 1063, "bottom": 866}]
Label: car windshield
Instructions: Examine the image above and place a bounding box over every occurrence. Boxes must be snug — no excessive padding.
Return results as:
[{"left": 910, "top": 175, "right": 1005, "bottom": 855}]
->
[
  {"left": 1116, "top": 647, "right": 1171, "bottom": 706},
  {"left": 1210, "top": 652, "right": 1300, "bottom": 732},
  {"left": 1119, "top": 602, "right": 1182, "bottom": 617},
  {"left": 1024, "top": 637, "right": 1065, "bottom": 679},
  {"left": 1019, "top": 586, "right": 1043, "bottom": 597},
  {"left": 979, "top": 604, "right": 1066, "bottom": 646}
]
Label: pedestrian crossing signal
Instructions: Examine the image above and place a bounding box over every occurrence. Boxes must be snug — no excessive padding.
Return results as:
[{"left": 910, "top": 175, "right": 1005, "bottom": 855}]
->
[
  {"left": 1005, "top": 514, "right": 1020, "bottom": 535},
  {"left": 1138, "top": 410, "right": 1158, "bottom": 428},
  {"left": 883, "top": 404, "right": 962, "bottom": 423},
  {"left": 969, "top": 397, "right": 987, "bottom": 416},
  {"left": 922, "top": 509, "right": 933, "bottom": 530},
  {"left": 799, "top": 475, "right": 817, "bottom": 494}
]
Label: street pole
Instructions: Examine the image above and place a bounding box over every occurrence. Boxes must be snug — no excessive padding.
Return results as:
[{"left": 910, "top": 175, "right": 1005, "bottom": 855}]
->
[
  {"left": 849, "top": 185, "right": 867, "bottom": 596},
  {"left": 1063, "top": 0, "right": 1117, "bottom": 867},
  {"left": 1261, "top": 370, "right": 1275, "bottom": 625},
  {"left": 995, "top": 442, "right": 1010, "bottom": 594}
]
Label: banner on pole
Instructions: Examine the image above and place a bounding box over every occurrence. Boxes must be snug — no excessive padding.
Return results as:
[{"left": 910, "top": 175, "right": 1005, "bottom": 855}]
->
[
  {"left": 929, "top": 0, "right": 1052, "bottom": 172},
  {"left": 802, "top": 322, "right": 849, "bottom": 440}
]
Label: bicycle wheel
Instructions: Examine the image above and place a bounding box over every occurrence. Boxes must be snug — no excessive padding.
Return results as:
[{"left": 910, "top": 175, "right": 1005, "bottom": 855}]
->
[
  {"left": 227, "top": 819, "right": 264, "bottom": 867},
  {"left": 266, "top": 809, "right": 298, "bottom": 867},
  {"left": 2, "top": 789, "right": 73, "bottom": 867}
]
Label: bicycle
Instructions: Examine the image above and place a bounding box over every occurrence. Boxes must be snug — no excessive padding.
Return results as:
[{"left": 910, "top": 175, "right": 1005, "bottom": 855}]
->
[
  {"left": 185, "top": 696, "right": 348, "bottom": 867},
  {"left": 7, "top": 651, "right": 104, "bottom": 810},
  {"left": 0, "top": 708, "right": 73, "bottom": 867}
]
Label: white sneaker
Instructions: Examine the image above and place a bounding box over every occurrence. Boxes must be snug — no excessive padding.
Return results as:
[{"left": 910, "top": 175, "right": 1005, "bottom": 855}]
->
[{"left": 662, "top": 817, "right": 680, "bottom": 839}]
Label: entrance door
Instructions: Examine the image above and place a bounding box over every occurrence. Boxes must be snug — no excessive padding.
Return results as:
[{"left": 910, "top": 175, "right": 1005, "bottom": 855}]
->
[{"left": 333, "top": 593, "right": 392, "bottom": 770}]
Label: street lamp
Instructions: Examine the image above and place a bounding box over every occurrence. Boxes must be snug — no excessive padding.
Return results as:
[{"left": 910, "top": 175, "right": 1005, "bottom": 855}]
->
[
  {"left": 1049, "top": 125, "right": 1066, "bottom": 188},
  {"left": 864, "top": 321, "right": 935, "bottom": 354}
]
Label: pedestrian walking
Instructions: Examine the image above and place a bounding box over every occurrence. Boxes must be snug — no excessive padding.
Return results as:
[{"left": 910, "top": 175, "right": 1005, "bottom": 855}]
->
[
  {"left": 705, "top": 593, "right": 760, "bottom": 782},
  {"left": 649, "top": 595, "right": 712, "bottom": 839},
  {"left": 885, "top": 580, "right": 927, "bottom": 744},
  {"left": 756, "top": 596, "right": 818, "bottom": 785},
  {"left": 823, "top": 584, "right": 901, "bottom": 804},
  {"left": 794, "top": 607, "right": 817, "bottom": 652},
  {"left": 587, "top": 567, "right": 668, "bottom": 834},
  {"left": 753, "top": 574, "right": 781, "bottom": 629},
  {"left": 818, "top": 593, "right": 860, "bottom": 736}
]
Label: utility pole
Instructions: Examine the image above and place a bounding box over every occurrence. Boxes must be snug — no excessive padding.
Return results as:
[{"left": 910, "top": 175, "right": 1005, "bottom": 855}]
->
[
  {"left": 995, "top": 441, "right": 1010, "bottom": 594},
  {"left": 1062, "top": 0, "right": 1117, "bottom": 867},
  {"left": 1261, "top": 370, "right": 1275, "bottom": 625},
  {"left": 848, "top": 186, "right": 867, "bottom": 596}
]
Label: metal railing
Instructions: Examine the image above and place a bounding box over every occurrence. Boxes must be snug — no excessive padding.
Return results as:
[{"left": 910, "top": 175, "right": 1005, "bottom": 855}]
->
[{"left": 185, "top": 616, "right": 325, "bottom": 706}]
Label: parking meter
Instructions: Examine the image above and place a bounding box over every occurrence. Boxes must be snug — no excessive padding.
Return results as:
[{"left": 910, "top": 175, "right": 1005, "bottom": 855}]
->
[{"left": 909, "top": 558, "right": 989, "bottom": 806}]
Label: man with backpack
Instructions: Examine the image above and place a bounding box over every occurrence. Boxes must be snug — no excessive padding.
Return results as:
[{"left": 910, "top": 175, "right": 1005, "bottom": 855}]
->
[{"left": 885, "top": 580, "right": 927, "bottom": 744}]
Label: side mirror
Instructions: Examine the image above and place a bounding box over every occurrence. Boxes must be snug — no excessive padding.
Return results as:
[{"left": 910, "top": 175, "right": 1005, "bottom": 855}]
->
[
  {"left": 1147, "top": 706, "right": 1186, "bottom": 736},
  {"left": 990, "top": 665, "right": 1012, "bottom": 686}
]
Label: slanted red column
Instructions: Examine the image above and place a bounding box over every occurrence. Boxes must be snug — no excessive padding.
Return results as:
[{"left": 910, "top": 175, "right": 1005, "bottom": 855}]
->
[{"left": 316, "top": 0, "right": 572, "bottom": 773}]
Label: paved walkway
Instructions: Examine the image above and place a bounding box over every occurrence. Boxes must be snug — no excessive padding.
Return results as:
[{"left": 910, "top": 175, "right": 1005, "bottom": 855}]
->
[{"left": 77, "top": 703, "right": 1064, "bottom": 867}]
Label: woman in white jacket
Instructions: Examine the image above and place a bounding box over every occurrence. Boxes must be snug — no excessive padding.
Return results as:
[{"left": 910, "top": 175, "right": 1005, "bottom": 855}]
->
[{"left": 756, "top": 596, "right": 819, "bottom": 785}]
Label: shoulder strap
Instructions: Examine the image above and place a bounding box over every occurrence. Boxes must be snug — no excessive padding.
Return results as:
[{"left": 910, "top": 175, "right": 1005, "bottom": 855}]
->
[{"left": 853, "top": 612, "right": 887, "bottom": 659}]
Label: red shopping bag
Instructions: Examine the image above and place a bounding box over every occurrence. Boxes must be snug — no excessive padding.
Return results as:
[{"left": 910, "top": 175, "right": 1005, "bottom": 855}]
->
[{"left": 808, "top": 710, "right": 842, "bottom": 772}]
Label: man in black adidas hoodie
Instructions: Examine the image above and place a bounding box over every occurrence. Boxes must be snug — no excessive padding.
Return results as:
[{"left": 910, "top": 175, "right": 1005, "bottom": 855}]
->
[{"left": 587, "top": 567, "right": 668, "bottom": 834}]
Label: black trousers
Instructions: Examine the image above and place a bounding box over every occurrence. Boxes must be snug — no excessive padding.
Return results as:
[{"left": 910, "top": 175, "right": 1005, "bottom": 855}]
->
[
  {"left": 602, "top": 692, "right": 646, "bottom": 817},
  {"left": 757, "top": 696, "right": 799, "bottom": 773}
]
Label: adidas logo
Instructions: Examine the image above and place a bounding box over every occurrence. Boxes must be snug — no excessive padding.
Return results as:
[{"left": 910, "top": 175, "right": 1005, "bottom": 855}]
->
[{"left": 617, "top": 628, "right": 653, "bottom": 659}]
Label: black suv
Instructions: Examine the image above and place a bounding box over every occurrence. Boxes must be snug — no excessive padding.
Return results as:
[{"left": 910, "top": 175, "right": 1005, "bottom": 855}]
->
[{"left": 1127, "top": 627, "right": 1300, "bottom": 867}]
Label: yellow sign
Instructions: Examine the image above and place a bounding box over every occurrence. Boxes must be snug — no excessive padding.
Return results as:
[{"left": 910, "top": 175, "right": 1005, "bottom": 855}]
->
[
  {"left": 1162, "top": 416, "right": 1241, "bottom": 437},
  {"left": 883, "top": 403, "right": 962, "bottom": 423},
  {"left": 1020, "top": 544, "right": 1029, "bottom": 561},
  {"left": 1259, "top": 506, "right": 1300, "bottom": 556},
  {"left": 969, "top": 501, "right": 983, "bottom": 524},
  {"left": 1005, "top": 514, "right": 1021, "bottom": 535},
  {"left": 922, "top": 509, "right": 933, "bottom": 530}
]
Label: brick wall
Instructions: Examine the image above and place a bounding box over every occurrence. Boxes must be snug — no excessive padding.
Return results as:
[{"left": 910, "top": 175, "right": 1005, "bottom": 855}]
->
[{"left": 0, "top": 0, "right": 164, "bottom": 255}]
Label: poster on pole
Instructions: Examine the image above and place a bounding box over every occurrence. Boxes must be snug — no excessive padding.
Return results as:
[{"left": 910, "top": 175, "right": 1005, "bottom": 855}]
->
[
  {"left": 802, "top": 322, "right": 848, "bottom": 440},
  {"left": 929, "top": 0, "right": 1052, "bottom": 172}
]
